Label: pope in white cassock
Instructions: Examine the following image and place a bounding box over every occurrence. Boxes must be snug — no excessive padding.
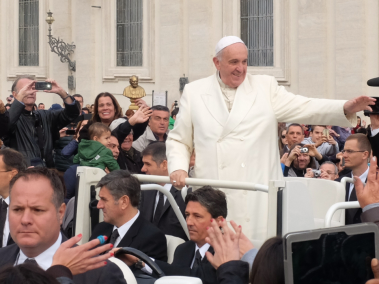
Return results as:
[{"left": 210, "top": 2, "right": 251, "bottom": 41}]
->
[{"left": 166, "top": 36, "right": 376, "bottom": 245}]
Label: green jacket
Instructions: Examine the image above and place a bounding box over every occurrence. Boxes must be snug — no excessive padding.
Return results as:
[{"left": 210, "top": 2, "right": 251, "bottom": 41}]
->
[
  {"left": 168, "top": 117, "right": 175, "bottom": 130},
  {"left": 73, "top": 139, "right": 120, "bottom": 172}
]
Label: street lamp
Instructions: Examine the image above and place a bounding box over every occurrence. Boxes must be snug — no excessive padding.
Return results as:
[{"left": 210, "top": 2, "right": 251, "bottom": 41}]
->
[{"left": 45, "top": 10, "right": 76, "bottom": 72}]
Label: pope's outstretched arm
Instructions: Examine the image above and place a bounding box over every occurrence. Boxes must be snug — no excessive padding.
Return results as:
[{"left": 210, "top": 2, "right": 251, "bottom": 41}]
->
[{"left": 166, "top": 86, "right": 193, "bottom": 188}]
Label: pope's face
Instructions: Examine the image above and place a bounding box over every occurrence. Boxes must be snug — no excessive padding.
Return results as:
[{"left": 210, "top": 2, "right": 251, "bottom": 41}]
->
[
  {"left": 213, "top": 43, "right": 248, "bottom": 88},
  {"left": 130, "top": 77, "right": 138, "bottom": 88}
]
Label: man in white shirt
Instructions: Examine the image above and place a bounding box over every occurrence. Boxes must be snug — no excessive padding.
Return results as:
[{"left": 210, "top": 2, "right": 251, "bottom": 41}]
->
[
  {"left": 0, "top": 167, "right": 126, "bottom": 284},
  {"left": 89, "top": 170, "right": 168, "bottom": 262},
  {"left": 337, "top": 134, "right": 371, "bottom": 224},
  {"left": 139, "top": 142, "right": 187, "bottom": 240},
  {"left": 0, "top": 148, "right": 27, "bottom": 248}
]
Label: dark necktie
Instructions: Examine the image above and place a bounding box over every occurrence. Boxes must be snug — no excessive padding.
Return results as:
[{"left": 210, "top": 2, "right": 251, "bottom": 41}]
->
[
  {"left": 153, "top": 192, "right": 164, "bottom": 226},
  {"left": 349, "top": 185, "right": 357, "bottom": 201},
  {"left": 109, "top": 229, "right": 119, "bottom": 246},
  {"left": 24, "top": 258, "right": 38, "bottom": 267},
  {"left": 192, "top": 249, "right": 202, "bottom": 270},
  {"left": 0, "top": 200, "right": 8, "bottom": 248}
]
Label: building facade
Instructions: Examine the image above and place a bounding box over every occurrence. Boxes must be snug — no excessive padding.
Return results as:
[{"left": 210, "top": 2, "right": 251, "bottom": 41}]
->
[{"left": 0, "top": 0, "right": 378, "bottom": 114}]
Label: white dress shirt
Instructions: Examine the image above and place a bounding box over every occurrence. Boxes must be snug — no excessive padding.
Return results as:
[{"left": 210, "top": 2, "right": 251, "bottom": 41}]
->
[
  {"left": 16, "top": 233, "right": 62, "bottom": 271},
  {"left": 349, "top": 167, "right": 369, "bottom": 200},
  {"left": 371, "top": 128, "right": 379, "bottom": 137},
  {"left": 190, "top": 243, "right": 211, "bottom": 268},
  {"left": 112, "top": 211, "right": 140, "bottom": 247},
  {"left": 153, "top": 184, "right": 172, "bottom": 217},
  {"left": 2, "top": 197, "right": 9, "bottom": 248}
]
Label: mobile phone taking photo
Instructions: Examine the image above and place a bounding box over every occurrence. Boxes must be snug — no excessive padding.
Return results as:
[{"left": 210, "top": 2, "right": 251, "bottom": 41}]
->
[{"left": 35, "top": 82, "right": 52, "bottom": 91}]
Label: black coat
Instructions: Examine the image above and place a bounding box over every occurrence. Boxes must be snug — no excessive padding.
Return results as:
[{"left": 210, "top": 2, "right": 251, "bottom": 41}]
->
[
  {"left": 368, "top": 128, "right": 379, "bottom": 159},
  {"left": 0, "top": 111, "right": 9, "bottom": 139},
  {"left": 5, "top": 99, "right": 80, "bottom": 167},
  {"left": 117, "top": 148, "right": 143, "bottom": 173},
  {"left": 336, "top": 173, "right": 365, "bottom": 225},
  {"left": 0, "top": 235, "right": 126, "bottom": 284},
  {"left": 155, "top": 241, "right": 217, "bottom": 284},
  {"left": 216, "top": 261, "right": 249, "bottom": 284},
  {"left": 54, "top": 135, "right": 75, "bottom": 172},
  {"left": 89, "top": 213, "right": 168, "bottom": 262},
  {"left": 140, "top": 185, "right": 188, "bottom": 241}
]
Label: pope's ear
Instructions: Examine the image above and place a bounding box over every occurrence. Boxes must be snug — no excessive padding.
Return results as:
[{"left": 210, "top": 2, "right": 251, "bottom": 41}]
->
[{"left": 213, "top": 57, "right": 221, "bottom": 70}]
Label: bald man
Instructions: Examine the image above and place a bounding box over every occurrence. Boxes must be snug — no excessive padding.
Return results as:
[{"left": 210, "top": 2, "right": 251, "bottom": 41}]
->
[{"left": 166, "top": 36, "right": 375, "bottom": 244}]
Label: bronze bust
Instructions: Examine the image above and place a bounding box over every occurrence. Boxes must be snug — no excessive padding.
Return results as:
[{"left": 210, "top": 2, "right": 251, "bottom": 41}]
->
[{"left": 123, "top": 75, "right": 146, "bottom": 110}]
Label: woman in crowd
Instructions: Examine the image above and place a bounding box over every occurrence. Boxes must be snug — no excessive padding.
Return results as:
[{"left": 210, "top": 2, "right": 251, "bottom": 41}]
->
[
  {"left": 278, "top": 127, "right": 288, "bottom": 153},
  {"left": 79, "top": 92, "right": 152, "bottom": 145}
]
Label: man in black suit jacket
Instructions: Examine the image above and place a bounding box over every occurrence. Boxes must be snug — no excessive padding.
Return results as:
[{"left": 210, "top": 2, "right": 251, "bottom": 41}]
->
[
  {"left": 89, "top": 170, "right": 167, "bottom": 262},
  {"left": 336, "top": 134, "right": 371, "bottom": 225},
  {"left": 0, "top": 149, "right": 27, "bottom": 248},
  {"left": 139, "top": 142, "right": 188, "bottom": 241},
  {"left": 0, "top": 167, "right": 125, "bottom": 284},
  {"left": 131, "top": 186, "right": 228, "bottom": 284}
]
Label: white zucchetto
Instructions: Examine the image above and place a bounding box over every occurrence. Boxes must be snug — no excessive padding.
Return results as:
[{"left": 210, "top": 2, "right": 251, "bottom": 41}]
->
[{"left": 215, "top": 36, "right": 245, "bottom": 55}]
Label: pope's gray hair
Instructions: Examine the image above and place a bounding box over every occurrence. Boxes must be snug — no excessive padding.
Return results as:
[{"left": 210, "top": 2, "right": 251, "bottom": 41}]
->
[{"left": 215, "top": 44, "right": 248, "bottom": 62}]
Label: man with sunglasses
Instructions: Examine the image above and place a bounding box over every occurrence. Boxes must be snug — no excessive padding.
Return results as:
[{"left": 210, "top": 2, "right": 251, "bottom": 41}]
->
[{"left": 336, "top": 133, "right": 371, "bottom": 225}]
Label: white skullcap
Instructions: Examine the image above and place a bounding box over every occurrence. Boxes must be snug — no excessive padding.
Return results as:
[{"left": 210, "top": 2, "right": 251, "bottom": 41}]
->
[
  {"left": 109, "top": 117, "right": 127, "bottom": 132},
  {"left": 215, "top": 36, "right": 245, "bottom": 55}
]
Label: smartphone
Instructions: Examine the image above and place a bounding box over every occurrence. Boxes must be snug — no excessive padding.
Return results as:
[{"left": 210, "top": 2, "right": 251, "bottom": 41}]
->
[
  {"left": 341, "top": 157, "right": 345, "bottom": 167},
  {"left": 322, "top": 128, "right": 329, "bottom": 138},
  {"left": 65, "top": 129, "right": 76, "bottom": 135},
  {"left": 35, "top": 82, "right": 52, "bottom": 90}
]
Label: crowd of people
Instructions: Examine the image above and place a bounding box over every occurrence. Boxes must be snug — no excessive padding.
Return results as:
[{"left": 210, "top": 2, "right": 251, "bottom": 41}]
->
[{"left": 0, "top": 35, "right": 379, "bottom": 284}]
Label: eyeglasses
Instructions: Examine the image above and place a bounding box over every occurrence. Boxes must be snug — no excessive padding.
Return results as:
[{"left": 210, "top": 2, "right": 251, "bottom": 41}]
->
[{"left": 341, "top": 149, "right": 366, "bottom": 155}]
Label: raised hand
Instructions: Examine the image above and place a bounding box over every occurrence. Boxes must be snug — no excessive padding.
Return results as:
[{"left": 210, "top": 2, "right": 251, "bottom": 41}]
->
[
  {"left": 344, "top": 96, "right": 376, "bottom": 115},
  {"left": 205, "top": 218, "right": 241, "bottom": 269},
  {"left": 52, "top": 234, "right": 114, "bottom": 275},
  {"left": 128, "top": 105, "right": 153, "bottom": 126},
  {"left": 14, "top": 80, "right": 36, "bottom": 103},
  {"left": 355, "top": 156, "right": 379, "bottom": 209},
  {"left": 229, "top": 220, "right": 254, "bottom": 258}
]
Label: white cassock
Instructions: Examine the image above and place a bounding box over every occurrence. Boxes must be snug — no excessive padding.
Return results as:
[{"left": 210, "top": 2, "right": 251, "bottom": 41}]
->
[{"left": 166, "top": 73, "right": 355, "bottom": 245}]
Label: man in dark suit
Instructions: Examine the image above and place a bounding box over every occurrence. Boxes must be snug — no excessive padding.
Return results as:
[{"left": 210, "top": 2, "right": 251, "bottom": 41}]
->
[
  {"left": 123, "top": 186, "right": 227, "bottom": 284},
  {"left": 336, "top": 134, "right": 371, "bottom": 225},
  {"left": 0, "top": 167, "right": 126, "bottom": 284},
  {"left": 139, "top": 142, "right": 188, "bottom": 240},
  {"left": 0, "top": 149, "right": 27, "bottom": 248},
  {"left": 89, "top": 170, "right": 167, "bottom": 262}
]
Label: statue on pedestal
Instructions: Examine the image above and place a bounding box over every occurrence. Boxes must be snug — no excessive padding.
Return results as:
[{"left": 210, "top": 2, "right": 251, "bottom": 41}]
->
[{"left": 123, "top": 75, "right": 146, "bottom": 110}]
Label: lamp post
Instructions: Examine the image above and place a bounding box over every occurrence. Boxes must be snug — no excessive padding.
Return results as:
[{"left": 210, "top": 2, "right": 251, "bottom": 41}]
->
[{"left": 45, "top": 10, "right": 76, "bottom": 73}]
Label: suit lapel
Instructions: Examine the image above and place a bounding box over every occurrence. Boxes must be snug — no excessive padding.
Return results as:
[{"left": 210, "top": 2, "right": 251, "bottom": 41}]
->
[
  {"left": 220, "top": 76, "right": 257, "bottom": 139},
  {"left": 118, "top": 215, "right": 143, "bottom": 247},
  {"left": 142, "top": 190, "right": 157, "bottom": 222},
  {"left": 160, "top": 186, "right": 177, "bottom": 218},
  {"left": 201, "top": 75, "right": 229, "bottom": 127}
]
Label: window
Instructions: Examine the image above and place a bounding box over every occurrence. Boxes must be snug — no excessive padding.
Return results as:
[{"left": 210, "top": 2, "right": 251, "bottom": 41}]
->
[
  {"left": 19, "top": 0, "right": 39, "bottom": 66},
  {"left": 116, "top": 0, "right": 143, "bottom": 66},
  {"left": 241, "top": 0, "right": 273, "bottom": 66}
]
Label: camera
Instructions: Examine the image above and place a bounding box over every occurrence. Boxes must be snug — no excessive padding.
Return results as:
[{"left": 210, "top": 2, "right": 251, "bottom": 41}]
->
[
  {"left": 312, "top": 169, "right": 321, "bottom": 178},
  {"left": 35, "top": 82, "right": 52, "bottom": 91},
  {"left": 300, "top": 147, "right": 309, "bottom": 153},
  {"left": 174, "top": 100, "right": 178, "bottom": 108}
]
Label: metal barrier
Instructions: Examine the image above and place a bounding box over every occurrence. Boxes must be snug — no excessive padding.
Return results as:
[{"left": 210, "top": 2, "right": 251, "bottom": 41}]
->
[
  {"left": 324, "top": 201, "right": 360, "bottom": 227},
  {"left": 134, "top": 174, "right": 269, "bottom": 192},
  {"left": 141, "top": 184, "right": 190, "bottom": 239}
]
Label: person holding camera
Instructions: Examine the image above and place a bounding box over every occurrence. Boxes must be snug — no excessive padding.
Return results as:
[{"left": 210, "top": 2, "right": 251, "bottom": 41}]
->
[
  {"left": 302, "top": 125, "right": 339, "bottom": 156},
  {"left": 5, "top": 75, "right": 80, "bottom": 168},
  {"left": 304, "top": 161, "right": 339, "bottom": 180},
  {"left": 283, "top": 144, "right": 327, "bottom": 177}
]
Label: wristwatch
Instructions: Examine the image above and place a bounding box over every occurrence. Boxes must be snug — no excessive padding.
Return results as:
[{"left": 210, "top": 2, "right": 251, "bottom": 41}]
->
[{"left": 135, "top": 259, "right": 144, "bottom": 269}]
